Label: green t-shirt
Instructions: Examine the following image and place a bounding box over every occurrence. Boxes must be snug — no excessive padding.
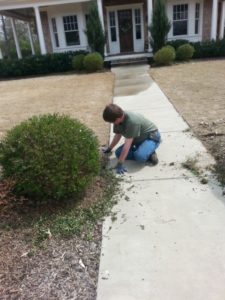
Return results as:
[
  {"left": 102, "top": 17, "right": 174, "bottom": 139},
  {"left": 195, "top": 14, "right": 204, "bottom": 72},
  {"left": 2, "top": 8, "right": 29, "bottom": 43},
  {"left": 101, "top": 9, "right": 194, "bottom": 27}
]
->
[{"left": 113, "top": 111, "right": 157, "bottom": 144}]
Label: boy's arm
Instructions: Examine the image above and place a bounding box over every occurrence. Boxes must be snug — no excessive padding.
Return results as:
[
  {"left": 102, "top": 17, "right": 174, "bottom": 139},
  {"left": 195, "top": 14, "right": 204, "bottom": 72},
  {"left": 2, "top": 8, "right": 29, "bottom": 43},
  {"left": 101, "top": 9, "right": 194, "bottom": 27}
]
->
[
  {"left": 115, "top": 138, "right": 133, "bottom": 174},
  {"left": 118, "top": 138, "right": 133, "bottom": 162},
  {"left": 108, "top": 134, "right": 122, "bottom": 150}
]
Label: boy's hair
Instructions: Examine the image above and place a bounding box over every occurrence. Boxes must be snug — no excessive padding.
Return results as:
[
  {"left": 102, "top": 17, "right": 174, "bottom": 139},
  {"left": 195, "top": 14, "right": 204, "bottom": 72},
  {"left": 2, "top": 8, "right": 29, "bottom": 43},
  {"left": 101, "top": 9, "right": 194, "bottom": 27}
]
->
[{"left": 103, "top": 104, "right": 124, "bottom": 122}]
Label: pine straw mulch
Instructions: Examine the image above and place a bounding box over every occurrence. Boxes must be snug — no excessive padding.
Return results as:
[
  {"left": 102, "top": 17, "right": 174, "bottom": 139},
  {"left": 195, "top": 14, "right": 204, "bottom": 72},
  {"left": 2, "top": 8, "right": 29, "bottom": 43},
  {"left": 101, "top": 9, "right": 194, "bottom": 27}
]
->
[{"left": 0, "top": 174, "right": 110, "bottom": 300}]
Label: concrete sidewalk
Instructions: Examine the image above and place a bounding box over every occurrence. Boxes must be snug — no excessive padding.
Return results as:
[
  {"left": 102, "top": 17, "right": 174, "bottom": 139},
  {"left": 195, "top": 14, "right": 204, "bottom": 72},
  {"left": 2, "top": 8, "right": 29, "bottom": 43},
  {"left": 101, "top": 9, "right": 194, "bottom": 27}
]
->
[{"left": 97, "top": 64, "right": 225, "bottom": 300}]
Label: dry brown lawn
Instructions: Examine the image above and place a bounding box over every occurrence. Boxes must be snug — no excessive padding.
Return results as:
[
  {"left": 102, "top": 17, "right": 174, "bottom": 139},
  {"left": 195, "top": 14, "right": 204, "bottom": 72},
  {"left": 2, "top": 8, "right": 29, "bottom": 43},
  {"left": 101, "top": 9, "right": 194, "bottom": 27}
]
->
[
  {"left": 0, "top": 71, "right": 114, "bottom": 145},
  {"left": 0, "top": 71, "right": 115, "bottom": 299},
  {"left": 150, "top": 59, "right": 225, "bottom": 177}
]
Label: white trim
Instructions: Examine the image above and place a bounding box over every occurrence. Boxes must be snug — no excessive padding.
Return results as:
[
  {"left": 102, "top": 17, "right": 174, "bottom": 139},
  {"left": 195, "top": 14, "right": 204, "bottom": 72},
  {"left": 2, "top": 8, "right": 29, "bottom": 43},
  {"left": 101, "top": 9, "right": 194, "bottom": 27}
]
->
[
  {"left": 47, "top": 4, "right": 89, "bottom": 53},
  {"left": 106, "top": 3, "right": 144, "bottom": 55},
  {"left": 167, "top": 0, "right": 203, "bottom": 42},
  {"left": 0, "top": 0, "right": 91, "bottom": 11}
]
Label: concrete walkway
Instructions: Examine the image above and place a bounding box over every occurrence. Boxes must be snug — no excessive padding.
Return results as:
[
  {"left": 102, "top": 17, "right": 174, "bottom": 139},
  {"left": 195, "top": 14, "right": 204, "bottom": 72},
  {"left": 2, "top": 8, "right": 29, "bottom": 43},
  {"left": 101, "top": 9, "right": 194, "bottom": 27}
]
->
[{"left": 97, "top": 64, "right": 225, "bottom": 300}]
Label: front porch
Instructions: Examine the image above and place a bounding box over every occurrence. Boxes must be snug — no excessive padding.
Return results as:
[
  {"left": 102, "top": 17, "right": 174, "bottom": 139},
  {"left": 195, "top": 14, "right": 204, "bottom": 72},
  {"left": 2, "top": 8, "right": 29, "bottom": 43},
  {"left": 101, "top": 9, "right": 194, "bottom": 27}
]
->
[{"left": 0, "top": 0, "right": 225, "bottom": 60}]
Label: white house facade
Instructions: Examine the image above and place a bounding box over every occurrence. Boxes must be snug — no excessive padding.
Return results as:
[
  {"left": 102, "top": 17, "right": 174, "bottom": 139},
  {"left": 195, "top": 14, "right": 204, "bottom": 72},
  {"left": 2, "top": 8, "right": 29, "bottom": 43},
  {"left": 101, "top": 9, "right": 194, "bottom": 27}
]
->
[{"left": 0, "top": 0, "right": 224, "bottom": 59}]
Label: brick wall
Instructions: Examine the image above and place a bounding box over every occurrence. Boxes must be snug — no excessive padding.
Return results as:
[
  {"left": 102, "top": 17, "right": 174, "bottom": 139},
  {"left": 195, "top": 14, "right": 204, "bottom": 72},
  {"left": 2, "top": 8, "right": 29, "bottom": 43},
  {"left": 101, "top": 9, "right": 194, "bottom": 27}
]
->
[
  {"left": 41, "top": 11, "right": 53, "bottom": 53},
  {"left": 202, "top": 0, "right": 212, "bottom": 40}
]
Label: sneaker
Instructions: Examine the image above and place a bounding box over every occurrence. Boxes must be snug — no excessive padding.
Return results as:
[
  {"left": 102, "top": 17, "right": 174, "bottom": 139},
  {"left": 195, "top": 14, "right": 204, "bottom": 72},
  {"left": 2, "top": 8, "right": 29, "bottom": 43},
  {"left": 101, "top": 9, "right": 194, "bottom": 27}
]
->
[{"left": 148, "top": 151, "right": 158, "bottom": 165}]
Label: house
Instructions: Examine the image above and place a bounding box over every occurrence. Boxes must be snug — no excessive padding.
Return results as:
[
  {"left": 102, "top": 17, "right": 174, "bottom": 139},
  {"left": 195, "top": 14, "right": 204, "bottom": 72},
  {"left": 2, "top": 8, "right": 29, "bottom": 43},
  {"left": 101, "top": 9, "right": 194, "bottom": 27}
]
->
[{"left": 0, "top": 0, "right": 224, "bottom": 60}]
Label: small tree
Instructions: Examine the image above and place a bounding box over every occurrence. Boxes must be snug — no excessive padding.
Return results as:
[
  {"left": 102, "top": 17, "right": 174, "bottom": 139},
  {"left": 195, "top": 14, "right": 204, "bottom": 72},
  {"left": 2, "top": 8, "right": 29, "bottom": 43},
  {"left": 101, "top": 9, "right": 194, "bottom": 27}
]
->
[
  {"left": 85, "top": 2, "right": 105, "bottom": 57},
  {"left": 149, "top": 0, "right": 171, "bottom": 53}
]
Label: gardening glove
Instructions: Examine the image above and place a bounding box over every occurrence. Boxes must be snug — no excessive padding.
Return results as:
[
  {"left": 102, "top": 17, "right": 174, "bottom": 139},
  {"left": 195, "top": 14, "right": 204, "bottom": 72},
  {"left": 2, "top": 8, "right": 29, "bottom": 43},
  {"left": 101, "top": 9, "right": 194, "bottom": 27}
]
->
[
  {"left": 115, "top": 161, "right": 127, "bottom": 175},
  {"left": 102, "top": 146, "right": 112, "bottom": 154}
]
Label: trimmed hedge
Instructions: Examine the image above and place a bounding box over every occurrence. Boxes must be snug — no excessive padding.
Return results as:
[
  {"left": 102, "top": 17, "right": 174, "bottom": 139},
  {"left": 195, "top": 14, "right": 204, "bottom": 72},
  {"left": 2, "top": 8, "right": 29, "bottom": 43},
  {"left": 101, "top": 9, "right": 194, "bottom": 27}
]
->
[
  {"left": 0, "top": 51, "right": 88, "bottom": 78},
  {"left": 153, "top": 46, "right": 176, "bottom": 66},
  {"left": 72, "top": 54, "right": 85, "bottom": 71},
  {"left": 192, "top": 39, "right": 225, "bottom": 58},
  {"left": 166, "top": 39, "right": 189, "bottom": 50},
  {"left": 83, "top": 52, "right": 104, "bottom": 72},
  {"left": 0, "top": 114, "right": 100, "bottom": 202},
  {"left": 176, "top": 43, "right": 195, "bottom": 60}
]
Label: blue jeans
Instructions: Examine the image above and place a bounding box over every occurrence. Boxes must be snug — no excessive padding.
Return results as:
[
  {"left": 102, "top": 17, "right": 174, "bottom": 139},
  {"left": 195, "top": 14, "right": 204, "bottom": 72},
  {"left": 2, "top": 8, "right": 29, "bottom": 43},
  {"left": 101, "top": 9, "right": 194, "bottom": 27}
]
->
[{"left": 115, "top": 131, "right": 161, "bottom": 162}]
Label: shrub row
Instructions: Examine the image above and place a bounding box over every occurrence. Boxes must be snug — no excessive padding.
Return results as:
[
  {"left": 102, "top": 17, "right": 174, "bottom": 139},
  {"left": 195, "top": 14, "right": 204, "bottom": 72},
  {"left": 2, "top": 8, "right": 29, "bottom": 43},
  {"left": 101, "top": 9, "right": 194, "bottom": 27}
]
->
[
  {"left": 72, "top": 52, "right": 104, "bottom": 72},
  {"left": 167, "top": 38, "right": 225, "bottom": 59},
  {"left": 153, "top": 43, "right": 194, "bottom": 65},
  {"left": 0, "top": 50, "right": 104, "bottom": 78}
]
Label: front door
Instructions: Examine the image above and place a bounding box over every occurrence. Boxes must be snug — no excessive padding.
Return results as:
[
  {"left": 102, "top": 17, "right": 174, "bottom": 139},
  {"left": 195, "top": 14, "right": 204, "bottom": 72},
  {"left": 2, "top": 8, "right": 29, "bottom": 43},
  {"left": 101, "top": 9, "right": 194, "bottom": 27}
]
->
[{"left": 118, "top": 9, "right": 133, "bottom": 53}]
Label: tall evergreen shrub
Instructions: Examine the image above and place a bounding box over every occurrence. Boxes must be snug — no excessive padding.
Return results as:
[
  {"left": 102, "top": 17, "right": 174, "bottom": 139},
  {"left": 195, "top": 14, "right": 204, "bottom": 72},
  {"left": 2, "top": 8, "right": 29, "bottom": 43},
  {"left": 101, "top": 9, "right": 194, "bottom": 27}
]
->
[
  {"left": 85, "top": 2, "right": 105, "bottom": 56},
  {"left": 149, "top": 0, "right": 171, "bottom": 53}
]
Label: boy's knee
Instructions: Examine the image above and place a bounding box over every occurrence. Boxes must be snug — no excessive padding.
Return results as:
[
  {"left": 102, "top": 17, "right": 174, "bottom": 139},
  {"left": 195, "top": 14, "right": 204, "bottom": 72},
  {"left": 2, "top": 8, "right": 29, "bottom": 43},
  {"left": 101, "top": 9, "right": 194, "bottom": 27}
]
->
[{"left": 134, "top": 152, "right": 148, "bottom": 162}]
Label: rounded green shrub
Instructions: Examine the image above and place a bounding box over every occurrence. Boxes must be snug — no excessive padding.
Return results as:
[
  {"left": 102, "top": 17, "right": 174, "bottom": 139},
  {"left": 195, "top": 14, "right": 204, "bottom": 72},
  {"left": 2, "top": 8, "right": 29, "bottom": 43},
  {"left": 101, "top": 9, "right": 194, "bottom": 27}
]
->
[
  {"left": 83, "top": 52, "right": 103, "bottom": 72},
  {"left": 164, "top": 45, "right": 176, "bottom": 58},
  {"left": 0, "top": 114, "right": 100, "bottom": 202},
  {"left": 176, "top": 43, "right": 195, "bottom": 60},
  {"left": 72, "top": 54, "right": 85, "bottom": 71},
  {"left": 153, "top": 46, "right": 176, "bottom": 66}
]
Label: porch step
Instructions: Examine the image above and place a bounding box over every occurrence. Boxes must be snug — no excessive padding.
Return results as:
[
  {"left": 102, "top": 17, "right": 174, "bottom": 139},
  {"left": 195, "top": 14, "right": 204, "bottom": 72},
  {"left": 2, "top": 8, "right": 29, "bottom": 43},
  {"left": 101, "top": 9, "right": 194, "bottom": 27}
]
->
[{"left": 110, "top": 56, "right": 148, "bottom": 66}]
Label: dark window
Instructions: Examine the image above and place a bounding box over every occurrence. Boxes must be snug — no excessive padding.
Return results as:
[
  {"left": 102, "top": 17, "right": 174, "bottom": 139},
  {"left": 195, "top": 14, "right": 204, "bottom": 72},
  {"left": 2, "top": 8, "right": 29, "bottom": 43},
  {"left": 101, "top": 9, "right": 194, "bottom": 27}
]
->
[
  {"left": 109, "top": 11, "right": 117, "bottom": 42},
  {"left": 51, "top": 18, "right": 59, "bottom": 47},
  {"left": 63, "top": 15, "right": 80, "bottom": 46},
  {"left": 135, "top": 9, "right": 142, "bottom": 40},
  {"left": 173, "top": 4, "right": 188, "bottom": 36},
  {"left": 85, "top": 14, "right": 90, "bottom": 25},
  {"left": 195, "top": 3, "right": 200, "bottom": 34}
]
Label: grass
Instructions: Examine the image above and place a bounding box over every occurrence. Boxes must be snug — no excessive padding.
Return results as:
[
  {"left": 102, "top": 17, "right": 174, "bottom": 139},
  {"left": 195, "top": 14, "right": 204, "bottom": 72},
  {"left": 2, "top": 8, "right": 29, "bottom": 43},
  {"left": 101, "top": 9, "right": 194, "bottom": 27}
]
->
[
  {"left": 181, "top": 157, "right": 201, "bottom": 176},
  {"left": 181, "top": 156, "right": 209, "bottom": 185}
]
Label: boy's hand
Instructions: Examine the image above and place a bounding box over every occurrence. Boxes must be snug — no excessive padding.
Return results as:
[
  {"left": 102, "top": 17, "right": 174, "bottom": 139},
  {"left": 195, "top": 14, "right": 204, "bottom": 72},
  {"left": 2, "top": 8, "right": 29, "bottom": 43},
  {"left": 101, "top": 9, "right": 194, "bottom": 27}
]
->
[
  {"left": 102, "top": 146, "right": 112, "bottom": 154},
  {"left": 116, "top": 162, "right": 127, "bottom": 175}
]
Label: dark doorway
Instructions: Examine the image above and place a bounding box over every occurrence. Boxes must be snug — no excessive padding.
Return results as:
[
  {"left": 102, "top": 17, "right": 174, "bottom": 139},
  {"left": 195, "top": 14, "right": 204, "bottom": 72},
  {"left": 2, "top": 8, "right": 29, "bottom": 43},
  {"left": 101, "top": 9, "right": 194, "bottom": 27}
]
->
[{"left": 118, "top": 9, "right": 133, "bottom": 53}]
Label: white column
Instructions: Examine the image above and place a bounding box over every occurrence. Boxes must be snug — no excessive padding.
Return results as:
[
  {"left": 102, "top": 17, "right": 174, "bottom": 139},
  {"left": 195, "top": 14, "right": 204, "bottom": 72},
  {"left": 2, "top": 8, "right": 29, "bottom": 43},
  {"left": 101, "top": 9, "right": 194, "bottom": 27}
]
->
[
  {"left": 34, "top": 6, "right": 47, "bottom": 54},
  {"left": 211, "top": 0, "right": 218, "bottom": 40},
  {"left": 0, "top": 48, "right": 3, "bottom": 59},
  {"left": 147, "top": 0, "right": 153, "bottom": 51},
  {"left": 10, "top": 18, "right": 22, "bottom": 59},
  {"left": 96, "top": 0, "right": 107, "bottom": 56},
  {"left": 219, "top": 1, "right": 225, "bottom": 39},
  {"left": 97, "top": 0, "right": 104, "bottom": 31},
  {"left": 27, "top": 22, "right": 35, "bottom": 55}
]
